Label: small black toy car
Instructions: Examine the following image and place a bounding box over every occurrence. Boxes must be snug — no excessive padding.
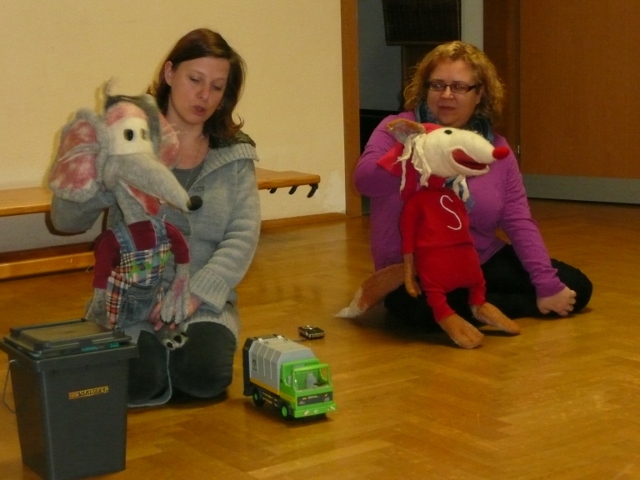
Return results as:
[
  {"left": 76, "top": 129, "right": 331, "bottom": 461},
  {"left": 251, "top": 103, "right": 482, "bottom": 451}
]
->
[{"left": 298, "top": 325, "right": 325, "bottom": 339}]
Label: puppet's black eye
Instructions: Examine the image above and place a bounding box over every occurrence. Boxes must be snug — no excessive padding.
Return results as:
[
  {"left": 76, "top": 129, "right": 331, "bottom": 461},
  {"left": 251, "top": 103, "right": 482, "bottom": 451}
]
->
[
  {"left": 123, "top": 129, "right": 134, "bottom": 141},
  {"left": 140, "top": 129, "right": 148, "bottom": 140},
  {"left": 444, "top": 129, "right": 453, "bottom": 135}
]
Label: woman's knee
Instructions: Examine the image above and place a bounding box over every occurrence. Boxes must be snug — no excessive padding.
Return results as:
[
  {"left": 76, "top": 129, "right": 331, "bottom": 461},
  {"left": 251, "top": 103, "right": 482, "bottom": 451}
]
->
[
  {"left": 128, "top": 331, "right": 168, "bottom": 403},
  {"left": 572, "top": 273, "right": 593, "bottom": 312},
  {"left": 553, "top": 260, "right": 593, "bottom": 312},
  {"left": 169, "top": 323, "right": 236, "bottom": 398}
]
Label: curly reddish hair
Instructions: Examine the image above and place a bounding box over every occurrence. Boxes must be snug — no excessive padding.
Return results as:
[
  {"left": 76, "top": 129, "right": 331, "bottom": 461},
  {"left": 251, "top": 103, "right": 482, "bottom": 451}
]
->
[{"left": 403, "top": 41, "right": 505, "bottom": 125}]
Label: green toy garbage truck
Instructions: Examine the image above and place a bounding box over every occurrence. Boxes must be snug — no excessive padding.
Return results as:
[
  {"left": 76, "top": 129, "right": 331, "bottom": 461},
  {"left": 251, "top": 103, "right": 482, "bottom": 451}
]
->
[{"left": 242, "top": 334, "right": 336, "bottom": 419}]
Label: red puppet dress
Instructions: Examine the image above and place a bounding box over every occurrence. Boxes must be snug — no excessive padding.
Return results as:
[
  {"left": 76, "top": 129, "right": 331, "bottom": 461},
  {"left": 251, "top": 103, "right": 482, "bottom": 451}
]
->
[{"left": 400, "top": 176, "right": 486, "bottom": 321}]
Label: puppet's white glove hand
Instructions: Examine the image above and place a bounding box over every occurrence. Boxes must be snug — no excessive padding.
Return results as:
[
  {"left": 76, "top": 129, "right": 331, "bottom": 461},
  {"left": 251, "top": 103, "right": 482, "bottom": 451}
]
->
[
  {"left": 84, "top": 288, "right": 112, "bottom": 328},
  {"left": 160, "top": 263, "right": 191, "bottom": 324}
]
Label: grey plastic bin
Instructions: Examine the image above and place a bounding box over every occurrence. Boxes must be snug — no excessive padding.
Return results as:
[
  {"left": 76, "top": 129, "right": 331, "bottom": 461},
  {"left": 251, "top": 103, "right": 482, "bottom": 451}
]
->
[{"left": 0, "top": 319, "right": 137, "bottom": 480}]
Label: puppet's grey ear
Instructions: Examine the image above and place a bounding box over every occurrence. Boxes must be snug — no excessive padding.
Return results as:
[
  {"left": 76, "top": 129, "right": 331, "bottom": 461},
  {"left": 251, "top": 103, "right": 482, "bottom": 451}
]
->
[
  {"left": 134, "top": 93, "right": 179, "bottom": 168},
  {"left": 387, "top": 119, "right": 426, "bottom": 144},
  {"left": 48, "top": 109, "right": 109, "bottom": 203},
  {"left": 158, "top": 114, "right": 180, "bottom": 168},
  {"left": 138, "top": 93, "right": 162, "bottom": 152}
]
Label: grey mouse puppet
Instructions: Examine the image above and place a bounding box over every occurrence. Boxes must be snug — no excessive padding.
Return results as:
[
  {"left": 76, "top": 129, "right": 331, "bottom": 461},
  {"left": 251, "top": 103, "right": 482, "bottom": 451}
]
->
[{"left": 48, "top": 84, "right": 202, "bottom": 349}]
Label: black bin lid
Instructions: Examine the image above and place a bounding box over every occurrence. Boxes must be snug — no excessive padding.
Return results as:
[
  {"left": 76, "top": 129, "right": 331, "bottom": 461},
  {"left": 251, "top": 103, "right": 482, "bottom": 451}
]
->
[{"left": 3, "top": 319, "right": 131, "bottom": 359}]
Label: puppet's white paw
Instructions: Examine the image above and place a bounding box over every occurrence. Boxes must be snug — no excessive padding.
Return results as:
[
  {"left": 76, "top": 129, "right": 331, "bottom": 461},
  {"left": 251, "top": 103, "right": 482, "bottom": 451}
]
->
[
  {"left": 336, "top": 290, "right": 365, "bottom": 318},
  {"left": 85, "top": 290, "right": 111, "bottom": 329},
  {"left": 336, "top": 304, "right": 364, "bottom": 318}
]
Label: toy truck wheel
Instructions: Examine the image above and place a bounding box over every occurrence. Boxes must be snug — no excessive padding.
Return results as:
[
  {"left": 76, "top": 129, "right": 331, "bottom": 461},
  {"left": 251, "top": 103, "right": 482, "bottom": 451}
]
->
[
  {"left": 251, "top": 388, "right": 265, "bottom": 406},
  {"left": 280, "top": 403, "right": 293, "bottom": 419}
]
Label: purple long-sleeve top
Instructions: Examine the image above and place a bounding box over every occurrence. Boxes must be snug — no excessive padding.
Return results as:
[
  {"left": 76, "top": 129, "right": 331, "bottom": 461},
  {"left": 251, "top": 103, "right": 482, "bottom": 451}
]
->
[{"left": 354, "top": 111, "right": 565, "bottom": 299}]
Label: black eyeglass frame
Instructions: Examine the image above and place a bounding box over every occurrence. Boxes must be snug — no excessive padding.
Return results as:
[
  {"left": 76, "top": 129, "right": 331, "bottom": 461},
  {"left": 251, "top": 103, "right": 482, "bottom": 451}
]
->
[{"left": 426, "top": 82, "right": 479, "bottom": 94}]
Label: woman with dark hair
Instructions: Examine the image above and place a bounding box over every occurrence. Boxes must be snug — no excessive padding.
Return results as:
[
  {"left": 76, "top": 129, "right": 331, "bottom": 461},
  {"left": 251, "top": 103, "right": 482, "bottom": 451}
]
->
[
  {"left": 150, "top": 28, "right": 246, "bottom": 142},
  {"left": 51, "top": 28, "right": 260, "bottom": 406},
  {"left": 354, "top": 41, "right": 592, "bottom": 339}
]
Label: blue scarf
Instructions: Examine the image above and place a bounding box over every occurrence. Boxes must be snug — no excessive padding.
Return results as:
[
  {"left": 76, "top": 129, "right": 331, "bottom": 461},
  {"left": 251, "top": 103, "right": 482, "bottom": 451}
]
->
[{"left": 414, "top": 100, "right": 495, "bottom": 143}]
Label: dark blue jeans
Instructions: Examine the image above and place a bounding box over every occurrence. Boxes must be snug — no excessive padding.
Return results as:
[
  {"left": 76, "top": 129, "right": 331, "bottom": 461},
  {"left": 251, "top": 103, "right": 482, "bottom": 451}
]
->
[{"left": 128, "top": 322, "right": 236, "bottom": 404}]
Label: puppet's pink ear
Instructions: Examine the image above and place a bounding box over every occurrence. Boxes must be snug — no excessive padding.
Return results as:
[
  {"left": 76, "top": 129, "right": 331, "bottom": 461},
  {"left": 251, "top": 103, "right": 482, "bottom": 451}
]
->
[
  {"left": 48, "top": 110, "right": 106, "bottom": 202},
  {"left": 422, "top": 123, "right": 441, "bottom": 134},
  {"left": 387, "top": 118, "right": 426, "bottom": 143},
  {"left": 158, "top": 114, "right": 180, "bottom": 168}
]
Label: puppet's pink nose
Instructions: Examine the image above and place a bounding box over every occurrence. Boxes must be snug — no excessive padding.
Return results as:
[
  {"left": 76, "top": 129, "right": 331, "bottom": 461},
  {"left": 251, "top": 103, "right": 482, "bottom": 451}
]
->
[{"left": 493, "top": 146, "right": 510, "bottom": 160}]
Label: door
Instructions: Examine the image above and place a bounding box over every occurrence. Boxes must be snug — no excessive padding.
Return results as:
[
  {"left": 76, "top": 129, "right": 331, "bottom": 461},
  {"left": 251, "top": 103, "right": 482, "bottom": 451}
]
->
[{"left": 519, "top": 1, "right": 640, "bottom": 203}]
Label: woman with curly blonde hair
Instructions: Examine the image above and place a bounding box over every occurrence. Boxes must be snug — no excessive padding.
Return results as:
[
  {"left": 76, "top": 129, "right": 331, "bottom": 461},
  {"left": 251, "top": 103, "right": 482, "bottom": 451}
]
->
[
  {"left": 403, "top": 41, "right": 504, "bottom": 125},
  {"left": 353, "top": 41, "right": 591, "bottom": 340}
]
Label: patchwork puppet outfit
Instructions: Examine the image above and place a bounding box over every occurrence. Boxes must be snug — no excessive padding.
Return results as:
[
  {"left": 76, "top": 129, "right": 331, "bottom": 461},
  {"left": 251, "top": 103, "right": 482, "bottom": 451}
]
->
[
  {"left": 92, "top": 217, "right": 189, "bottom": 341},
  {"left": 106, "top": 217, "right": 172, "bottom": 341}
]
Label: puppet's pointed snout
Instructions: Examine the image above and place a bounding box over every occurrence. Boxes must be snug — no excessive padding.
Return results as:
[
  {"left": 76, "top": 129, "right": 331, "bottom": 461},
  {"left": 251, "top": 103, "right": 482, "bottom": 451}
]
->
[
  {"left": 493, "top": 146, "right": 510, "bottom": 160},
  {"left": 107, "top": 153, "right": 193, "bottom": 213}
]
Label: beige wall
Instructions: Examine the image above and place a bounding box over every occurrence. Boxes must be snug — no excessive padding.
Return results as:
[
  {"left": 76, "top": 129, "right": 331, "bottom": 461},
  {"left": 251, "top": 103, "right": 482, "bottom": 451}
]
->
[{"left": 0, "top": 1, "right": 345, "bottom": 250}]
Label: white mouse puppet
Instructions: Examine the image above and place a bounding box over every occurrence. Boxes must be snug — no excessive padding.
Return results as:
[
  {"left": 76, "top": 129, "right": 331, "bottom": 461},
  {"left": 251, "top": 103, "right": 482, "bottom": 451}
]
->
[{"left": 341, "top": 120, "right": 520, "bottom": 349}]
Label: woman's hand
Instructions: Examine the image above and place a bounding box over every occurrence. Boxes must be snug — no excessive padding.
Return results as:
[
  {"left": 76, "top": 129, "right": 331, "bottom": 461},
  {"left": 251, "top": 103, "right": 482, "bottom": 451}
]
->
[
  {"left": 184, "top": 295, "right": 203, "bottom": 317},
  {"left": 536, "top": 287, "right": 577, "bottom": 316}
]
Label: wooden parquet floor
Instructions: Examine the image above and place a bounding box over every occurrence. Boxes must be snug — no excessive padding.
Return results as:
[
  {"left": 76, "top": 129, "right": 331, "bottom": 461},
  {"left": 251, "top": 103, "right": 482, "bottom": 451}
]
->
[{"left": 1, "top": 199, "right": 639, "bottom": 479}]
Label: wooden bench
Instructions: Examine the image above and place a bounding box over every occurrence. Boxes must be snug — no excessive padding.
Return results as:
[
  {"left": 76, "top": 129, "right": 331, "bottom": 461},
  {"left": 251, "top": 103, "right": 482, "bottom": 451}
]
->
[{"left": 0, "top": 168, "right": 320, "bottom": 280}]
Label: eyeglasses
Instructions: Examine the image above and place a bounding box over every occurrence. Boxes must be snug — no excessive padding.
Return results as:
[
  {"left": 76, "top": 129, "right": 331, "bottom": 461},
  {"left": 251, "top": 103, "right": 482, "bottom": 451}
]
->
[{"left": 427, "top": 82, "right": 478, "bottom": 94}]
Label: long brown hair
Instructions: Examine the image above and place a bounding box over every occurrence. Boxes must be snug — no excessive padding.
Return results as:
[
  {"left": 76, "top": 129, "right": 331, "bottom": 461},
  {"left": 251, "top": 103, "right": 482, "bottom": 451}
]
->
[{"left": 149, "top": 28, "right": 246, "bottom": 141}]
